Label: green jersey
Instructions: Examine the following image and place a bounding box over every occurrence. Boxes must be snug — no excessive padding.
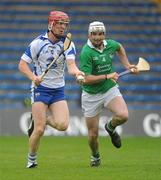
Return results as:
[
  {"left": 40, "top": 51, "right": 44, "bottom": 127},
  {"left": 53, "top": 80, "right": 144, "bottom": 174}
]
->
[{"left": 80, "top": 39, "right": 120, "bottom": 94}]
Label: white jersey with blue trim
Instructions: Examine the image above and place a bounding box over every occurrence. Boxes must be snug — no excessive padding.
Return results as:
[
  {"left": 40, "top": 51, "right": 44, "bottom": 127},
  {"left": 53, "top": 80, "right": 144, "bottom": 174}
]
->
[{"left": 21, "top": 32, "right": 76, "bottom": 88}]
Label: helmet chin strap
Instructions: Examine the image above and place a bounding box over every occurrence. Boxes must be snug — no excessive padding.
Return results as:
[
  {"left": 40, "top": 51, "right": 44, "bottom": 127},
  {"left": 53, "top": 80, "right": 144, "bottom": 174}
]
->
[{"left": 51, "top": 30, "right": 65, "bottom": 39}]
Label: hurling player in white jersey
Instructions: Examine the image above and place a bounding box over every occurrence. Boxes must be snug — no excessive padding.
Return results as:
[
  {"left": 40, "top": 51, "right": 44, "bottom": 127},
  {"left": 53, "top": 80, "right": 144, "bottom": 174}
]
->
[{"left": 19, "top": 10, "right": 84, "bottom": 168}]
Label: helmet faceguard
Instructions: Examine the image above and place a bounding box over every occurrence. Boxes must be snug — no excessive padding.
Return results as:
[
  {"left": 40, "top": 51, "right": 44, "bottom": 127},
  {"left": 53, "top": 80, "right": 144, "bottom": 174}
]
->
[
  {"left": 88, "top": 21, "right": 106, "bottom": 35},
  {"left": 48, "top": 11, "right": 70, "bottom": 31}
]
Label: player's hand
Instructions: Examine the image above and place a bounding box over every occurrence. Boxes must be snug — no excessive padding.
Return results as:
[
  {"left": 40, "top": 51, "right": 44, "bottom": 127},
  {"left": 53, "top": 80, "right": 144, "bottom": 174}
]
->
[
  {"left": 76, "top": 71, "right": 85, "bottom": 84},
  {"left": 33, "top": 75, "right": 42, "bottom": 86},
  {"left": 128, "top": 64, "right": 139, "bottom": 74},
  {"left": 107, "top": 72, "right": 119, "bottom": 82}
]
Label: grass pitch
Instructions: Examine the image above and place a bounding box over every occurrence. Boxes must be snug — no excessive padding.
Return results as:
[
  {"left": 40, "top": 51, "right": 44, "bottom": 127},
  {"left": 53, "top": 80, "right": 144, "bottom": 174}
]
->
[{"left": 0, "top": 136, "right": 160, "bottom": 180}]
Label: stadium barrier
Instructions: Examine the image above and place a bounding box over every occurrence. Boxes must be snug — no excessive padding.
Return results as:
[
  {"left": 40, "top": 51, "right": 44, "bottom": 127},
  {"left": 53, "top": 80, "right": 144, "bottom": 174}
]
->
[{"left": 0, "top": 109, "right": 160, "bottom": 137}]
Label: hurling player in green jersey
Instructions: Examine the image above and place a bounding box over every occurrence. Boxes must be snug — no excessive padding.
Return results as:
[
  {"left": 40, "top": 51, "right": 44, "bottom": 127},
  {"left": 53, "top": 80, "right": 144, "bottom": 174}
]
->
[{"left": 80, "top": 21, "right": 138, "bottom": 167}]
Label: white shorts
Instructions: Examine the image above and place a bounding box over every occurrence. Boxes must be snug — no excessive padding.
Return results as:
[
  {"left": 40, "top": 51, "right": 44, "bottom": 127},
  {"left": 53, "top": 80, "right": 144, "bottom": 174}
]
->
[{"left": 81, "top": 85, "right": 122, "bottom": 117}]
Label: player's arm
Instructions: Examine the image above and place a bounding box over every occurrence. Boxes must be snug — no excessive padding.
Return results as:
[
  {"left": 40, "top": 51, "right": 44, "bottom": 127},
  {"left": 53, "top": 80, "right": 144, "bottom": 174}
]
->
[
  {"left": 117, "top": 44, "right": 138, "bottom": 73},
  {"left": 65, "top": 42, "right": 84, "bottom": 79},
  {"left": 18, "top": 59, "right": 42, "bottom": 85},
  {"left": 83, "top": 73, "right": 118, "bottom": 84},
  {"left": 66, "top": 59, "right": 84, "bottom": 77},
  {"left": 19, "top": 40, "right": 43, "bottom": 85}
]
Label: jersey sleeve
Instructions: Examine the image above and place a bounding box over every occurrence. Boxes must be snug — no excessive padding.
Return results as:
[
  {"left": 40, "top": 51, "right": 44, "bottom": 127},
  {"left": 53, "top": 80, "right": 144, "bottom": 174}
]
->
[
  {"left": 21, "top": 40, "right": 39, "bottom": 63},
  {"left": 80, "top": 46, "right": 93, "bottom": 75},
  {"left": 109, "top": 39, "right": 121, "bottom": 51},
  {"left": 64, "top": 41, "right": 76, "bottom": 60}
]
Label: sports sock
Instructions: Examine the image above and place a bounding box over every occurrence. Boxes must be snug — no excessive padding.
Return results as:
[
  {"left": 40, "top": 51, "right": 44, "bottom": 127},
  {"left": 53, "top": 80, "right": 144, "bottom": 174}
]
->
[
  {"left": 92, "top": 152, "right": 100, "bottom": 158},
  {"left": 28, "top": 153, "right": 37, "bottom": 163},
  {"left": 107, "top": 121, "right": 115, "bottom": 133}
]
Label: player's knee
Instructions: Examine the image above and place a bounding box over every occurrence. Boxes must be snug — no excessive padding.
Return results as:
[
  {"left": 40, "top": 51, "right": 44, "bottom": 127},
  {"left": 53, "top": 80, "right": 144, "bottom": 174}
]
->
[
  {"left": 60, "top": 124, "right": 68, "bottom": 131},
  {"left": 57, "top": 122, "right": 69, "bottom": 131}
]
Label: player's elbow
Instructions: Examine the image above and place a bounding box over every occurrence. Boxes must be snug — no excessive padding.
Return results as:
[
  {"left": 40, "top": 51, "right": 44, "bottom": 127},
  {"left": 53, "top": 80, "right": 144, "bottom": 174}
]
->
[
  {"left": 18, "top": 60, "right": 23, "bottom": 71},
  {"left": 18, "top": 60, "right": 27, "bottom": 73}
]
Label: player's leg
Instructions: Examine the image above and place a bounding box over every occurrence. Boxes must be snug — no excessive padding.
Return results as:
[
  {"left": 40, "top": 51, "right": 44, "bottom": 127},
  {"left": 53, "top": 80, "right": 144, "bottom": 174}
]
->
[
  {"left": 105, "top": 96, "right": 128, "bottom": 148},
  {"left": 47, "top": 100, "right": 69, "bottom": 131},
  {"left": 86, "top": 114, "right": 101, "bottom": 167},
  {"left": 82, "top": 91, "right": 104, "bottom": 167},
  {"left": 28, "top": 113, "right": 34, "bottom": 137},
  {"left": 107, "top": 96, "right": 128, "bottom": 127},
  {"left": 27, "top": 102, "right": 48, "bottom": 168}
]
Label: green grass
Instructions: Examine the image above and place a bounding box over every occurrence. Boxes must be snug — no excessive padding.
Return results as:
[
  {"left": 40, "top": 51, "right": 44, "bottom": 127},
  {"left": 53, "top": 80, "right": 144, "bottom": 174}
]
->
[{"left": 0, "top": 136, "right": 160, "bottom": 180}]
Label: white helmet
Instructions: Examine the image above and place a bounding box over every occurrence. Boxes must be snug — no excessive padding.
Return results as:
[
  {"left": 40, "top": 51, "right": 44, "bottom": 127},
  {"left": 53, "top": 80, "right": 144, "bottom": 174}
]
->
[{"left": 88, "top": 21, "right": 106, "bottom": 34}]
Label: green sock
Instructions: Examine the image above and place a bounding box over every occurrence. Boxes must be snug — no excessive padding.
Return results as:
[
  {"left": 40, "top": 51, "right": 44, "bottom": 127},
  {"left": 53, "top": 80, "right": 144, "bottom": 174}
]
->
[
  {"left": 92, "top": 152, "right": 100, "bottom": 158},
  {"left": 107, "top": 121, "right": 115, "bottom": 132}
]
